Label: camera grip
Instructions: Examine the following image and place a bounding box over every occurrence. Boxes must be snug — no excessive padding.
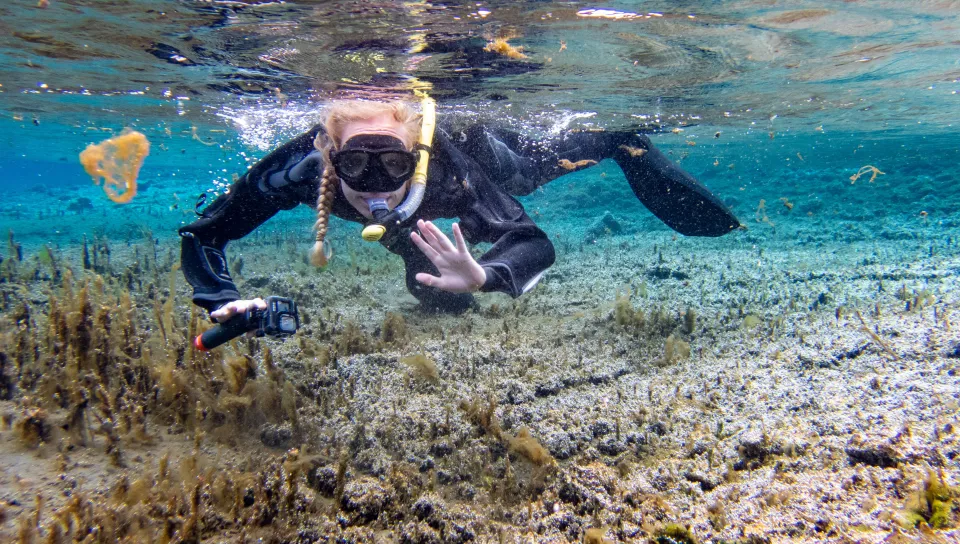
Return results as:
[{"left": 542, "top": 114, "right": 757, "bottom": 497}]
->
[{"left": 194, "top": 312, "right": 254, "bottom": 351}]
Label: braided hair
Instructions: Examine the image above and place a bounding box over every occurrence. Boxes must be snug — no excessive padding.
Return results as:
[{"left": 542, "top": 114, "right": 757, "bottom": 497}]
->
[
  {"left": 307, "top": 100, "right": 422, "bottom": 267},
  {"left": 309, "top": 132, "right": 337, "bottom": 267}
]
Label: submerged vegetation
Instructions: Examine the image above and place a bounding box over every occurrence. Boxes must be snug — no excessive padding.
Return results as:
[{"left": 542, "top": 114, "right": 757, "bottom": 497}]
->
[{"left": 1, "top": 181, "right": 959, "bottom": 542}]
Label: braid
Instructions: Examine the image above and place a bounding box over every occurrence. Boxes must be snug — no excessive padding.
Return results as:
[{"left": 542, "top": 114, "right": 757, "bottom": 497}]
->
[{"left": 309, "top": 163, "right": 337, "bottom": 267}]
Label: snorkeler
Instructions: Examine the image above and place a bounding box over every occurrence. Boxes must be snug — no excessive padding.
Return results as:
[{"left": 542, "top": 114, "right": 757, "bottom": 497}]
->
[{"left": 179, "top": 99, "right": 739, "bottom": 321}]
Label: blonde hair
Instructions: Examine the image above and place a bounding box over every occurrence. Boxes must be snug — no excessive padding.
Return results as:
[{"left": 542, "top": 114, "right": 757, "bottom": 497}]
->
[{"left": 309, "top": 100, "right": 422, "bottom": 267}]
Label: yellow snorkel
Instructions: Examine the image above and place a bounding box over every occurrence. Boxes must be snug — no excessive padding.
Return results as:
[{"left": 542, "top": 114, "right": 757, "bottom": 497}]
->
[{"left": 361, "top": 93, "right": 436, "bottom": 242}]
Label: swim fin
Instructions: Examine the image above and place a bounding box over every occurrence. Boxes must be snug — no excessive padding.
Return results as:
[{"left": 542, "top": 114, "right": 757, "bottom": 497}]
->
[{"left": 614, "top": 134, "right": 740, "bottom": 237}]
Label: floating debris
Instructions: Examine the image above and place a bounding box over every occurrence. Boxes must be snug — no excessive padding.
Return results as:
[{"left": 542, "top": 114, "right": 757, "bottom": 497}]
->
[
  {"left": 558, "top": 158, "right": 597, "bottom": 170},
  {"left": 78, "top": 130, "right": 149, "bottom": 204},
  {"left": 619, "top": 144, "right": 647, "bottom": 157},
  {"left": 849, "top": 165, "right": 885, "bottom": 184},
  {"left": 484, "top": 38, "right": 526, "bottom": 59}
]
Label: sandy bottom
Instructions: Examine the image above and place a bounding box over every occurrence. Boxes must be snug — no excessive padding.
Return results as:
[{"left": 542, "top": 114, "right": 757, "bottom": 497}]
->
[{"left": 1, "top": 218, "right": 958, "bottom": 543}]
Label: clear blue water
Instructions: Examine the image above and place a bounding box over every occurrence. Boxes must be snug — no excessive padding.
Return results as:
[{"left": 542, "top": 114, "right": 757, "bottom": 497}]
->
[
  {"left": 0, "top": 0, "right": 960, "bottom": 258},
  {"left": 0, "top": 0, "right": 957, "bottom": 264}
]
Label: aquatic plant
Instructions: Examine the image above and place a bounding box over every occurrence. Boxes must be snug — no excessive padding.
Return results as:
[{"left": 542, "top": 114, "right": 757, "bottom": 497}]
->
[
  {"left": 654, "top": 523, "right": 697, "bottom": 544},
  {"left": 849, "top": 165, "right": 885, "bottom": 184},
  {"left": 558, "top": 158, "right": 597, "bottom": 171},
  {"left": 335, "top": 320, "right": 372, "bottom": 355},
  {"left": 380, "top": 311, "right": 409, "bottom": 345},
  {"left": 2, "top": 230, "right": 23, "bottom": 282},
  {"left": 619, "top": 144, "right": 647, "bottom": 158},
  {"left": 509, "top": 427, "right": 555, "bottom": 467},
  {"left": 0, "top": 243, "right": 329, "bottom": 540},
  {"left": 614, "top": 288, "right": 644, "bottom": 332},
  {"left": 682, "top": 308, "right": 696, "bottom": 334},
  {"left": 401, "top": 353, "right": 439, "bottom": 383},
  {"left": 901, "top": 469, "right": 956, "bottom": 529},
  {"left": 585, "top": 527, "right": 613, "bottom": 543},
  {"left": 660, "top": 334, "right": 691, "bottom": 366},
  {"left": 484, "top": 38, "right": 526, "bottom": 59}
]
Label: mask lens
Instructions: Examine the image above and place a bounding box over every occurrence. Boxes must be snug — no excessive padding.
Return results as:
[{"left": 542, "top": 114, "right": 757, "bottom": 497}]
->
[
  {"left": 379, "top": 152, "right": 415, "bottom": 179},
  {"left": 336, "top": 151, "right": 369, "bottom": 179}
]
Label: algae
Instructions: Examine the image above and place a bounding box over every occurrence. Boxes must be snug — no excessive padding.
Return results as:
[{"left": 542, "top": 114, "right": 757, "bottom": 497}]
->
[{"left": 401, "top": 353, "right": 439, "bottom": 383}]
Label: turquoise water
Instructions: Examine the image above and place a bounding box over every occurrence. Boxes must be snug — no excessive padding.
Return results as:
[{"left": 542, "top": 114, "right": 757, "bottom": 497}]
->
[{"left": 1, "top": 1, "right": 957, "bottom": 255}]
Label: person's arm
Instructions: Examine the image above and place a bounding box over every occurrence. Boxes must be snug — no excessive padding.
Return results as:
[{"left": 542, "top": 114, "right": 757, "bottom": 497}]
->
[
  {"left": 454, "top": 124, "right": 740, "bottom": 236},
  {"left": 179, "top": 125, "right": 324, "bottom": 314},
  {"left": 456, "top": 172, "right": 556, "bottom": 298}
]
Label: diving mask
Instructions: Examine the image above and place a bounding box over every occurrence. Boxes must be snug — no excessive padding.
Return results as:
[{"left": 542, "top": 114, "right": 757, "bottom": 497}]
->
[{"left": 331, "top": 134, "right": 417, "bottom": 193}]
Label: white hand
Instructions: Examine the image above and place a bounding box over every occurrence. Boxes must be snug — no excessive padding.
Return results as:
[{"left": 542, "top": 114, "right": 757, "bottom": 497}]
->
[
  {"left": 210, "top": 298, "right": 267, "bottom": 323},
  {"left": 410, "top": 220, "right": 486, "bottom": 294}
]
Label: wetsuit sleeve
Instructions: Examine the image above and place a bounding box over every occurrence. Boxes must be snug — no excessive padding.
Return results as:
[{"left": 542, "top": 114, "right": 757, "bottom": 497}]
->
[
  {"left": 456, "top": 125, "right": 740, "bottom": 237},
  {"left": 457, "top": 175, "right": 556, "bottom": 297},
  {"left": 178, "top": 125, "right": 324, "bottom": 313}
]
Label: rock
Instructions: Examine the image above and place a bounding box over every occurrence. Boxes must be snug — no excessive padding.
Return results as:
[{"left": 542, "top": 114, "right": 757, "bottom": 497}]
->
[
  {"left": 418, "top": 457, "right": 435, "bottom": 472},
  {"left": 585, "top": 211, "right": 624, "bottom": 240},
  {"left": 590, "top": 419, "right": 613, "bottom": 438},
  {"left": 502, "top": 379, "right": 535, "bottom": 405},
  {"left": 647, "top": 421, "right": 668, "bottom": 436},
  {"left": 244, "top": 276, "right": 271, "bottom": 288},
  {"left": 738, "top": 429, "right": 770, "bottom": 460},
  {"left": 597, "top": 436, "right": 627, "bottom": 456},
  {"left": 546, "top": 431, "right": 578, "bottom": 460},
  {"left": 259, "top": 423, "right": 292, "bottom": 449},
  {"left": 412, "top": 493, "right": 440, "bottom": 520},
  {"left": 429, "top": 441, "right": 453, "bottom": 458},
  {"left": 341, "top": 477, "right": 393, "bottom": 524},
  {"left": 683, "top": 471, "right": 718, "bottom": 492},
  {"left": 307, "top": 466, "right": 337, "bottom": 497},
  {"left": 845, "top": 438, "right": 900, "bottom": 468}
]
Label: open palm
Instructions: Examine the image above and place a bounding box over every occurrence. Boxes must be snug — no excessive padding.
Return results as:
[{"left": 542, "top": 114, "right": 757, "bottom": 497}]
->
[{"left": 410, "top": 219, "right": 486, "bottom": 293}]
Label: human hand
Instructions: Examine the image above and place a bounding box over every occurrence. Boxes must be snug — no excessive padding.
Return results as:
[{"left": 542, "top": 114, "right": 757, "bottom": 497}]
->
[
  {"left": 410, "top": 220, "right": 486, "bottom": 294},
  {"left": 210, "top": 298, "right": 267, "bottom": 323}
]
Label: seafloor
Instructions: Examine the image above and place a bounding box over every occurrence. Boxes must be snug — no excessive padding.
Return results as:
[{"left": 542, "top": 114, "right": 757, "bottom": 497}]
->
[{"left": 1, "top": 156, "right": 959, "bottom": 543}]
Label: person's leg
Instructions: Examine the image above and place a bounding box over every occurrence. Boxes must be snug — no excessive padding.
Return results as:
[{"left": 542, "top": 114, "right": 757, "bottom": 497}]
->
[
  {"left": 456, "top": 125, "right": 545, "bottom": 196},
  {"left": 458, "top": 124, "right": 739, "bottom": 236},
  {"left": 610, "top": 132, "right": 740, "bottom": 237}
]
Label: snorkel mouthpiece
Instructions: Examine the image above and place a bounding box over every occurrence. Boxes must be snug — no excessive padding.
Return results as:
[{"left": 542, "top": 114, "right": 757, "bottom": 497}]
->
[
  {"left": 366, "top": 198, "right": 390, "bottom": 219},
  {"left": 361, "top": 94, "right": 435, "bottom": 242},
  {"left": 361, "top": 198, "right": 391, "bottom": 241}
]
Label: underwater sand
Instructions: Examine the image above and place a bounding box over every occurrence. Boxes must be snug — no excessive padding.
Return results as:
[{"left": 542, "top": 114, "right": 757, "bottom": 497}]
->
[{"left": 1, "top": 155, "right": 959, "bottom": 543}]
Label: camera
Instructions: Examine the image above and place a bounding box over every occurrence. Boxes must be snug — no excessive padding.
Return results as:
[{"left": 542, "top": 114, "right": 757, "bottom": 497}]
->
[{"left": 194, "top": 296, "right": 300, "bottom": 351}]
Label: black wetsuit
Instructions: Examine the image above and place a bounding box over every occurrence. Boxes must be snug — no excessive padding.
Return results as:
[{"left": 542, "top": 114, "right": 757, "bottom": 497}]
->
[{"left": 179, "top": 122, "right": 739, "bottom": 313}]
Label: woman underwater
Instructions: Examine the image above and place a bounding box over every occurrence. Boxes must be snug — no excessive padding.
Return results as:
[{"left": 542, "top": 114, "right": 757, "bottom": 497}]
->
[{"left": 179, "top": 99, "right": 739, "bottom": 321}]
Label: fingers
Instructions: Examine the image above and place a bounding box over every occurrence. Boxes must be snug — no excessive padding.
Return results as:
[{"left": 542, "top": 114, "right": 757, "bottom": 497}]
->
[
  {"left": 417, "top": 220, "right": 455, "bottom": 253},
  {"left": 415, "top": 272, "right": 441, "bottom": 288},
  {"left": 452, "top": 223, "right": 468, "bottom": 254},
  {"left": 410, "top": 230, "right": 441, "bottom": 261},
  {"left": 211, "top": 298, "right": 266, "bottom": 322}
]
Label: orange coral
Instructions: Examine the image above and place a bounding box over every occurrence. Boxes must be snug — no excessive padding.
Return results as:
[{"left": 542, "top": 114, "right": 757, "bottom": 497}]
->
[{"left": 79, "top": 130, "right": 150, "bottom": 204}]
